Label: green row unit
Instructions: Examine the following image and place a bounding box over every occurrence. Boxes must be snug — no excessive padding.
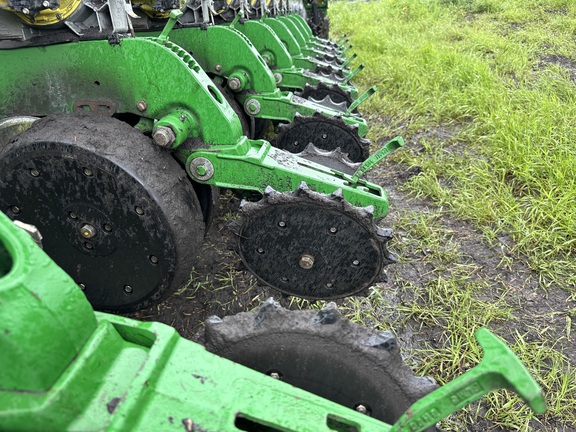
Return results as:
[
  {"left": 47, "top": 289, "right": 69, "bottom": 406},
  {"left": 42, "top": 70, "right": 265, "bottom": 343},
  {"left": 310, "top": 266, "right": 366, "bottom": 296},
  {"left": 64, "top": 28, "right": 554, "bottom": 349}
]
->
[{"left": 0, "top": 206, "right": 546, "bottom": 431}]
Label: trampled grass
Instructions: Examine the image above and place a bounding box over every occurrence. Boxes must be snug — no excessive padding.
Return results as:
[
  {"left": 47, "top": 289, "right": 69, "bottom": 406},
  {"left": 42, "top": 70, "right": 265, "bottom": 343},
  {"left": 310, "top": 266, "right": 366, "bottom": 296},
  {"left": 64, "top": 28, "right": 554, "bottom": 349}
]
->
[{"left": 329, "top": 0, "right": 576, "bottom": 429}]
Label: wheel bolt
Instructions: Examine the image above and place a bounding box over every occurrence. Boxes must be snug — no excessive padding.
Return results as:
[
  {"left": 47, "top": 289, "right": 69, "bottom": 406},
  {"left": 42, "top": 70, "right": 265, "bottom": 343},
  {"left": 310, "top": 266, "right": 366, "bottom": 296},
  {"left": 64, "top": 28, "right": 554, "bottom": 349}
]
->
[
  {"left": 135, "top": 206, "right": 144, "bottom": 215},
  {"left": 103, "top": 223, "right": 113, "bottom": 232},
  {"left": 150, "top": 255, "right": 159, "bottom": 264},
  {"left": 278, "top": 221, "right": 286, "bottom": 228},
  {"left": 124, "top": 285, "right": 133, "bottom": 294},
  {"left": 69, "top": 211, "right": 78, "bottom": 219},
  {"left": 269, "top": 372, "right": 281, "bottom": 379},
  {"left": 352, "top": 259, "right": 360, "bottom": 266},
  {"left": 83, "top": 167, "right": 93, "bottom": 176},
  {"left": 11, "top": 206, "right": 21, "bottom": 214},
  {"left": 80, "top": 224, "right": 97, "bottom": 238},
  {"left": 329, "top": 227, "right": 337, "bottom": 234},
  {"left": 30, "top": 169, "right": 39, "bottom": 177},
  {"left": 299, "top": 254, "right": 315, "bottom": 270},
  {"left": 84, "top": 242, "right": 93, "bottom": 250}
]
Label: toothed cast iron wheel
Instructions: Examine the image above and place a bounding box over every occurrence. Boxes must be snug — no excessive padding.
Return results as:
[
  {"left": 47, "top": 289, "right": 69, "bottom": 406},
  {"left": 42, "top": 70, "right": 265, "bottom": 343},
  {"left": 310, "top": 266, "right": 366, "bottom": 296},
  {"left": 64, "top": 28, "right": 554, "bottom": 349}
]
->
[
  {"left": 274, "top": 113, "right": 369, "bottom": 163},
  {"left": 205, "top": 300, "right": 438, "bottom": 429},
  {"left": 237, "top": 185, "right": 394, "bottom": 299},
  {"left": 0, "top": 115, "right": 204, "bottom": 312}
]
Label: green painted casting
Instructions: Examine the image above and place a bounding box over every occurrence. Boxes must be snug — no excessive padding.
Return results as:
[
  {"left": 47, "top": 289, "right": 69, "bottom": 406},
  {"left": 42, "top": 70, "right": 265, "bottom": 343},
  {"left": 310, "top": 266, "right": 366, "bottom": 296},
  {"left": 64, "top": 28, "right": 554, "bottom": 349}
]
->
[{"left": 0, "top": 37, "right": 243, "bottom": 146}]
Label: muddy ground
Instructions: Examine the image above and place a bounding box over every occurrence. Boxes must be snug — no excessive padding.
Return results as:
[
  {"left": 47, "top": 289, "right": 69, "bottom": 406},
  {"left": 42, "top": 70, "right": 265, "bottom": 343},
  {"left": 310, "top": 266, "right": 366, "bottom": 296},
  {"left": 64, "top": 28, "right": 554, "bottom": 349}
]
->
[{"left": 125, "top": 131, "right": 575, "bottom": 431}]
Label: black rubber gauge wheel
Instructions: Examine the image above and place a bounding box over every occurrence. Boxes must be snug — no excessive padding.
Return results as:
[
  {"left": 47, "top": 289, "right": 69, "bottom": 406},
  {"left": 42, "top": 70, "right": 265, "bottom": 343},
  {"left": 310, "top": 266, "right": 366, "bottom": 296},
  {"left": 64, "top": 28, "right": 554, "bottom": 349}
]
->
[{"left": 0, "top": 115, "right": 204, "bottom": 312}]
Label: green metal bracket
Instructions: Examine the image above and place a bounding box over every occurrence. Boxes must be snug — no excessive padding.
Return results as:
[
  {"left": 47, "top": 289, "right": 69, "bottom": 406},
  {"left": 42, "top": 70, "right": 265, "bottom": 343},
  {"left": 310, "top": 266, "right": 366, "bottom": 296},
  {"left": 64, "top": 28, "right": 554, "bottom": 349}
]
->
[
  {"left": 236, "top": 91, "right": 368, "bottom": 135},
  {"left": 343, "top": 63, "right": 364, "bottom": 85},
  {"left": 263, "top": 17, "right": 302, "bottom": 56},
  {"left": 350, "top": 136, "right": 404, "bottom": 183},
  {"left": 345, "top": 85, "right": 375, "bottom": 116},
  {"left": 342, "top": 52, "right": 357, "bottom": 69},
  {"left": 157, "top": 9, "right": 182, "bottom": 44},
  {"left": 230, "top": 9, "right": 243, "bottom": 27},
  {"left": 228, "top": 19, "right": 293, "bottom": 69},
  {"left": 390, "top": 328, "right": 547, "bottom": 432},
  {"left": 179, "top": 140, "right": 390, "bottom": 217}
]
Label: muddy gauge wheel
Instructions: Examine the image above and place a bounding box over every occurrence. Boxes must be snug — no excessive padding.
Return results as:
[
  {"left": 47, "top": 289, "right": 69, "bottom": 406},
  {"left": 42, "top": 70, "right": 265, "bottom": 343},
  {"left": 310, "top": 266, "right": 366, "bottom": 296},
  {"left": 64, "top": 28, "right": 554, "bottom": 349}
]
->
[{"left": 0, "top": 115, "right": 204, "bottom": 312}]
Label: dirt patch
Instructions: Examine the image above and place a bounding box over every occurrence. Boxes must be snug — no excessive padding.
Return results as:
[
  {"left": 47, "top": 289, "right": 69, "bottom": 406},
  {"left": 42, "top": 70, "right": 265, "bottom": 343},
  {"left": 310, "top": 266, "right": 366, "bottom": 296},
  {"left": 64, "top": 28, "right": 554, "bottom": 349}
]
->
[{"left": 538, "top": 54, "right": 576, "bottom": 81}]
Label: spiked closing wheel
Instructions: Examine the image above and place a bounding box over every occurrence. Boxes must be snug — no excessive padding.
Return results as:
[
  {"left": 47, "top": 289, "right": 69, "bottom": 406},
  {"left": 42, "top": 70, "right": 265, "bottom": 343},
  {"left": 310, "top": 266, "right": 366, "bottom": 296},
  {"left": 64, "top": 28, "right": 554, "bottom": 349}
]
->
[
  {"left": 273, "top": 113, "right": 369, "bottom": 163},
  {"left": 297, "top": 82, "right": 355, "bottom": 110},
  {"left": 205, "top": 299, "right": 438, "bottom": 428},
  {"left": 237, "top": 184, "right": 395, "bottom": 299},
  {"left": 0, "top": 115, "right": 204, "bottom": 312}
]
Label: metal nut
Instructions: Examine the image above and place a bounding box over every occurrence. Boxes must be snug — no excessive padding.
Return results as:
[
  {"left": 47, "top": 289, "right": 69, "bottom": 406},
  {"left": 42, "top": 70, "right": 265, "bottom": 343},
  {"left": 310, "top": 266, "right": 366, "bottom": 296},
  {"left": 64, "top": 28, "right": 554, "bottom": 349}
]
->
[
  {"left": 153, "top": 126, "right": 176, "bottom": 148},
  {"left": 80, "top": 224, "right": 97, "bottom": 239},
  {"left": 273, "top": 73, "right": 282, "bottom": 84},
  {"left": 13, "top": 220, "right": 43, "bottom": 249},
  {"left": 137, "top": 100, "right": 147, "bottom": 112},
  {"left": 299, "top": 254, "right": 315, "bottom": 270},
  {"left": 228, "top": 77, "right": 242, "bottom": 91}
]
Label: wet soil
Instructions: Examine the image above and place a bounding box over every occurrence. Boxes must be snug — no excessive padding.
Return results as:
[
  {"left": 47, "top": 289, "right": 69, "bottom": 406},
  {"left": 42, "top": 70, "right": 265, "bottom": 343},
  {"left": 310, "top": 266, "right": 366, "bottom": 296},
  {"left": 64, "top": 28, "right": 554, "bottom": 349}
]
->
[{"left": 125, "top": 137, "right": 575, "bottom": 431}]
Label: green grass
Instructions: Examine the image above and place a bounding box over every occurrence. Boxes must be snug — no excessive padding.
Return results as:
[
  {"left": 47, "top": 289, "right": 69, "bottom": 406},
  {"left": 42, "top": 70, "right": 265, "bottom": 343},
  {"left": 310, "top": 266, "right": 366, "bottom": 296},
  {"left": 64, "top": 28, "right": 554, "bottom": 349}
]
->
[
  {"left": 331, "top": 0, "right": 576, "bottom": 292},
  {"left": 329, "top": 0, "right": 576, "bottom": 429}
]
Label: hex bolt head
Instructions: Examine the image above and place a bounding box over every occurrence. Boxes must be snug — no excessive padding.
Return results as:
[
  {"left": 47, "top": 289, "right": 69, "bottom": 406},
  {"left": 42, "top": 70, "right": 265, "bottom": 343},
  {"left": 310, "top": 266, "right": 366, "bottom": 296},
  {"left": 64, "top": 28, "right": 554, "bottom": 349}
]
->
[
  {"left": 124, "top": 285, "right": 133, "bottom": 294},
  {"left": 42, "top": 0, "right": 50, "bottom": 7},
  {"left": 355, "top": 404, "right": 368, "bottom": 414},
  {"left": 196, "top": 165, "right": 208, "bottom": 176},
  {"left": 153, "top": 126, "right": 176, "bottom": 148},
  {"left": 11, "top": 206, "right": 21, "bottom": 214},
  {"left": 228, "top": 77, "right": 242, "bottom": 91},
  {"left": 215, "top": 64, "right": 222, "bottom": 72},
  {"left": 80, "top": 224, "right": 97, "bottom": 239},
  {"left": 78, "top": 283, "right": 86, "bottom": 291},
  {"left": 299, "top": 254, "right": 315, "bottom": 270},
  {"left": 22, "top": 7, "right": 30, "bottom": 14},
  {"left": 269, "top": 372, "right": 281, "bottom": 379}
]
